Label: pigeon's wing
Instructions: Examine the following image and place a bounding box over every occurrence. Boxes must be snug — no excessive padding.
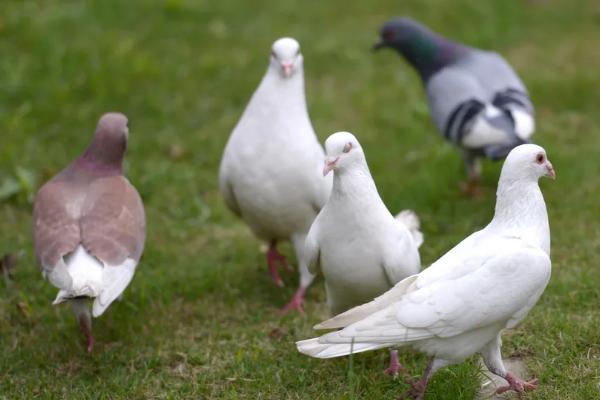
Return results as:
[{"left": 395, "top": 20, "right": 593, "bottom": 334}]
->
[
  {"left": 33, "top": 180, "right": 82, "bottom": 270},
  {"left": 427, "top": 66, "right": 528, "bottom": 154},
  {"left": 314, "top": 274, "right": 419, "bottom": 330},
  {"left": 317, "top": 243, "right": 550, "bottom": 346},
  {"left": 314, "top": 230, "right": 484, "bottom": 330},
  {"left": 466, "top": 51, "right": 532, "bottom": 110},
  {"left": 218, "top": 158, "right": 242, "bottom": 217},
  {"left": 426, "top": 66, "right": 489, "bottom": 142},
  {"left": 304, "top": 218, "right": 321, "bottom": 276},
  {"left": 380, "top": 224, "right": 421, "bottom": 286},
  {"left": 80, "top": 176, "right": 146, "bottom": 266}
]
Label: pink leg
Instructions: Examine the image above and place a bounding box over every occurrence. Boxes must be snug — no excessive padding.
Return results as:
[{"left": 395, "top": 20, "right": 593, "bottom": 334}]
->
[
  {"left": 459, "top": 177, "right": 481, "bottom": 198},
  {"left": 495, "top": 372, "right": 538, "bottom": 395},
  {"left": 279, "top": 286, "right": 306, "bottom": 315},
  {"left": 398, "top": 357, "right": 435, "bottom": 400},
  {"left": 78, "top": 314, "right": 95, "bottom": 353},
  {"left": 267, "top": 240, "right": 288, "bottom": 287},
  {"left": 384, "top": 350, "right": 407, "bottom": 376}
]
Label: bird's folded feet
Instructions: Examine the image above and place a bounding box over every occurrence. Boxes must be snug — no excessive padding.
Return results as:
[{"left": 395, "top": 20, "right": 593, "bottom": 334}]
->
[
  {"left": 495, "top": 372, "right": 538, "bottom": 395},
  {"left": 279, "top": 286, "right": 306, "bottom": 315}
]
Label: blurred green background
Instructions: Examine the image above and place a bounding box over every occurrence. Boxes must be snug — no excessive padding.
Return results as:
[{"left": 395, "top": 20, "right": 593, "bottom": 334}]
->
[{"left": 0, "top": 0, "right": 598, "bottom": 398}]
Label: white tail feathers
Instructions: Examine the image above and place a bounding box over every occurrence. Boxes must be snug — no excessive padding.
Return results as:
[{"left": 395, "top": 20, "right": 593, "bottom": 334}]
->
[
  {"left": 395, "top": 209, "right": 424, "bottom": 248},
  {"left": 296, "top": 337, "right": 391, "bottom": 359}
]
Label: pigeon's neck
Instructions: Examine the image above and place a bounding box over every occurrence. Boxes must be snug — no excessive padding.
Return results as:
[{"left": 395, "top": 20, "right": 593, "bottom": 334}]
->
[
  {"left": 330, "top": 164, "right": 382, "bottom": 208},
  {"left": 490, "top": 180, "right": 550, "bottom": 255},
  {"left": 73, "top": 142, "right": 124, "bottom": 177},
  {"left": 254, "top": 66, "right": 308, "bottom": 112},
  {"left": 395, "top": 35, "right": 465, "bottom": 81}
]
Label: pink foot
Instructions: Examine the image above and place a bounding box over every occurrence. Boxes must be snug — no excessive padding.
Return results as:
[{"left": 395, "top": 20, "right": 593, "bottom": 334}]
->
[
  {"left": 280, "top": 286, "right": 306, "bottom": 315},
  {"left": 399, "top": 380, "right": 427, "bottom": 400},
  {"left": 267, "top": 241, "right": 289, "bottom": 287},
  {"left": 495, "top": 372, "right": 538, "bottom": 395},
  {"left": 384, "top": 350, "right": 403, "bottom": 376},
  {"left": 86, "top": 334, "right": 95, "bottom": 353}
]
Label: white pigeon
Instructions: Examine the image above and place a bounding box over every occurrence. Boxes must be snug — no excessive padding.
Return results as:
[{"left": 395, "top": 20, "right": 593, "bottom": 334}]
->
[
  {"left": 298, "top": 144, "right": 555, "bottom": 398},
  {"left": 304, "top": 131, "right": 423, "bottom": 374},
  {"left": 219, "top": 37, "right": 332, "bottom": 313}
]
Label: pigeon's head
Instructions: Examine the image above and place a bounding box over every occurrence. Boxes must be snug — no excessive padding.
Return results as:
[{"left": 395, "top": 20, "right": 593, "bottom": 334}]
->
[
  {"left": 373, "top": 17, "right": 431, "bottom": 52},
  {"left": 270, "top": 37, "right": 302, "bottom": 78},
  {"left": 323, "top": 132, "right": 365, "bottom": 176},
  {"left": 373, "top": 17, "right": 455, "bottom": 78},
  {"left": 85, "top": 112, "right": 129, "bottom": 168},
  {"left": 501, "top": 144, "right": 556, "bottom": 183}
]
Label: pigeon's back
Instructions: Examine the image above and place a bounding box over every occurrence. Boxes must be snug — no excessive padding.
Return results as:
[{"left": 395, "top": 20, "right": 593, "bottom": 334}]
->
[
  {"left": 458, "top": 49, "right": 531, "bottom": 106},
  {"left": 34, "top": 171, "right": 146, "bottom": 270}
]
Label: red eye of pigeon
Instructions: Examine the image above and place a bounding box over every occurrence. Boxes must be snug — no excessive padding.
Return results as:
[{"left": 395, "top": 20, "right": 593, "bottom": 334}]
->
[
  {"left": 343, "top": 142, "right": 352, "bottom": 153},
  {"left": 536, "top": 153, "right": 545, "bottom": 164}
]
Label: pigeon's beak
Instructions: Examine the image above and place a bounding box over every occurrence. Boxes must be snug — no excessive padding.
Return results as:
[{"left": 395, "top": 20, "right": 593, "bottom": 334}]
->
[
  {"left": 372, "top": 39, "right": 385, "bottom": 52},
  {"left": 544, "top": 161, "right": 556, "bottom": 180},
  {"left": 323, "top": 157, "right": 339, "bottom": 176},
  {"left": 281, "top": 62, "right": 294, "bottom": 77}
]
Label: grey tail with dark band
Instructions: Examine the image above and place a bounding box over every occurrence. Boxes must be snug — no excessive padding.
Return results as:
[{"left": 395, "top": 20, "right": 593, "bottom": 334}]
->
[
  {"left": 444, "top": 98, "right": 485, "bottom": 144},
  {"left": 492, "top": 88, "right": 533, "bottom": 111}
]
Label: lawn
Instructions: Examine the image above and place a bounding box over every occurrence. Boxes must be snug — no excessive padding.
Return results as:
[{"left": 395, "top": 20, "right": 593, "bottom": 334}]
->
[{"left": 0, "top": 0, "right": 599, "bottom": 398}]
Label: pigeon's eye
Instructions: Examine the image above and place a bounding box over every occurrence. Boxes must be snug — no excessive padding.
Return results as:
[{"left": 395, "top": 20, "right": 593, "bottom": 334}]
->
[
  {"left": 271, "top": 51, "right": 277, "bottom": 59},
  {"left": 383, "top": 30, "right": 395, "bottom": 41},
  {"left": 295, "top": 48, "right": 300, "bottom": 56},
  {"left": 342, "top": 142, "right": 352, "bottom": 153},
  {"left": 536, "top": 153, "right": 545, "bottom": 164}
]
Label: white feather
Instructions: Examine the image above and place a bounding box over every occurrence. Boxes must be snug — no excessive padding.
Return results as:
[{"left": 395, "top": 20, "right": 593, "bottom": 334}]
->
[
  {"left": 48, "top": 245, "right": 137, "bottom": 318},
  {"left": 298, "top": 145, "right": 553, "bottom": 384},
  {"left": 304, "top": 132, "right": 422, "bottom": 316},
  {"left": 218, "top": 38, "right": 331, "bottom": 297}
]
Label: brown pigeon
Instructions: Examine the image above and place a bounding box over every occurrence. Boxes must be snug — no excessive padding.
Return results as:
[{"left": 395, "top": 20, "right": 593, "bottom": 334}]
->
[{"left": 33, "top": 112, "right": 146, "bottom": 352}]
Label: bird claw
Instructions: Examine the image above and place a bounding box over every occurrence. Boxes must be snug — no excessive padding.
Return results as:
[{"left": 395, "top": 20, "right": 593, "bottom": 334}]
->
[
  {"left": 495, "top": 373, "right": 538, "bottom": 395},
  {"left": 398, "top": 380, "right": 426, "bottom": 400},
  {"left": 279, "top": 287, "right": 306, "bottom": 315}
]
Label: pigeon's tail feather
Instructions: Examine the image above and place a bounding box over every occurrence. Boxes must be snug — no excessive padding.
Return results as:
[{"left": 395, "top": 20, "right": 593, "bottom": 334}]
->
[
  {"left": 482, "top": 132, "right": 531, "bottom": 161},
  {"left": 296, "top": 337, "right": 391, "bottom": 359},
  {"left": 395, "top": 210, "right": 424, "bottom": 248}
]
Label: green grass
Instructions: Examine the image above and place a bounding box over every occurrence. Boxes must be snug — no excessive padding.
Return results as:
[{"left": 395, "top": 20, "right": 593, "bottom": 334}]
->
[{"left": 1, "top": 0, "right": 599, "bottom": 398}]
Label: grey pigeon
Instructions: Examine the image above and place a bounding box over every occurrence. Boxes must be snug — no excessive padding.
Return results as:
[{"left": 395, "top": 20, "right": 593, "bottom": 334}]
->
[
  {"left": 219, "top": 37, "right": 332, "bottom": 313},
  {"left": 33, "top": 113, "right": 146, "bottom": 352},
  {"left": 306, "top": 131, "right": 423, "bottom": 374},
  {"left": 374, "top": 17, "right": 535, "bottom": 195},
  {"left": 298, "top": 144, "right": 555, "bottom": 399}
]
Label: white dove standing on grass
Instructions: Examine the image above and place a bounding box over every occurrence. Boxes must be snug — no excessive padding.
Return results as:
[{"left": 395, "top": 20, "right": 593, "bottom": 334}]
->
[
  {"left": 374, "top": 18, "right": 535, "bottom": 196},
  {"left": 219, "top": 37, "right": 332, "bottom": 313},
  {"left": 298, "top": 144, "right": 555, "bottom": 399},
  {"left": 33, "top": 113, "right": 146, "bottom": 352},
  {"left": 303, "top": 131, "right": 423, "bottom": 374}
]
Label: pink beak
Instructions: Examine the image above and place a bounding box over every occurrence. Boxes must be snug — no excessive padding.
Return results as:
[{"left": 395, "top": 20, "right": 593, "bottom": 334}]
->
[
  {"left": 545, "top": 161, "right": 556, "bottom": 180},
  {"left": 281, "top": 62, "right": 293, "bottom": 77},
  {"left": 323, "top": 157, "right": 338, "bottom": 176}
]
